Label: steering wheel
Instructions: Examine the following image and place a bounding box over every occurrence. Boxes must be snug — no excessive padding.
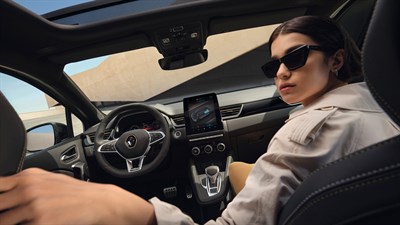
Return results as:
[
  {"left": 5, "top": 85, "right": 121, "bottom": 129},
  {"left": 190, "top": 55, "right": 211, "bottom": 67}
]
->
[{"left": 94, "top": 103, "right": 170, "bottom": 178}]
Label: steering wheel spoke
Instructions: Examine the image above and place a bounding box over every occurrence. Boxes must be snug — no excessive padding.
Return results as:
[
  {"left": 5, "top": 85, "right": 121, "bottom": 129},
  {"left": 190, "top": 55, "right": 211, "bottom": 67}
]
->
[
  {"left": 97, "top": 139, "right": 118, "bottom": 153},
  {"left": 125, "top": 156, "right": 146, "bottom": 172}
]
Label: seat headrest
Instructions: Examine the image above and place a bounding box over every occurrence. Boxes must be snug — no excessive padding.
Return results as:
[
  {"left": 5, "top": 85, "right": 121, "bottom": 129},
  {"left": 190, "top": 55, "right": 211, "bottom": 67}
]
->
[
  {"left": 363, "top": 0, "right": 400, "bottom": 126},
  {"left": 0, "top": 91, "right": 27, "bottom": 176}
]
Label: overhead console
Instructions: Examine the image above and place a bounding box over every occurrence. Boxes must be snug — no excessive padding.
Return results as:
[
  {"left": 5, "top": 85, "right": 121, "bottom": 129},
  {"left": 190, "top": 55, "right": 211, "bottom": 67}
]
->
[
  {"left": 183, "top": 93, "right": 232, "bottom": 205},
  {"left": 153, "top": 22, "right": 208, "bottom": 70}
]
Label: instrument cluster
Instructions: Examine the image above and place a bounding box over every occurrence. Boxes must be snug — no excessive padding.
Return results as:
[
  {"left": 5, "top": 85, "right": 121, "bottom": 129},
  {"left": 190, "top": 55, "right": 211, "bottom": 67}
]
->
[{"left": 112, "top": 111, "right": 161, "bottom": 138}]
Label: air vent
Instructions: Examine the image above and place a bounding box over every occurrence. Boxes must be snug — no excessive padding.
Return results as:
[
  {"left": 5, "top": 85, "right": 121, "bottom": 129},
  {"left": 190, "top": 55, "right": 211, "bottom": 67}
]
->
[
  {"left": 220, "top": 104, "right": 242, "bottom": 119},
  {"left": 85, "top": 129, "right": 112, "bottom": 145},
  {"left": 171, "top": 115, "right": 185, "bottom": 127}
]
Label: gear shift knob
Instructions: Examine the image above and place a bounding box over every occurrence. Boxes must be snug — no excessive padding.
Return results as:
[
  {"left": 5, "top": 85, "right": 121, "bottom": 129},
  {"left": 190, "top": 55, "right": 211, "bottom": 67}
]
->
[{"left": 205, "top": 165, "right": 219, "bottom": 185}]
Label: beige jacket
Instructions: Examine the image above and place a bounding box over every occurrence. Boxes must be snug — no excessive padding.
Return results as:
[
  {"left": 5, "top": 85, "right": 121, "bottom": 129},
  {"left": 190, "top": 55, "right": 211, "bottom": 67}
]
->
[{"left": 150, "top": 82, "right": 400, "bottom": 225}]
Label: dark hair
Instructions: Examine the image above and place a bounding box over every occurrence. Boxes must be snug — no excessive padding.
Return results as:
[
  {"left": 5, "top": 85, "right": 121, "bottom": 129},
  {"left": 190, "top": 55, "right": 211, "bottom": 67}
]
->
[{"left": 268, "top": 15, "right": 362, "bottom": 82}]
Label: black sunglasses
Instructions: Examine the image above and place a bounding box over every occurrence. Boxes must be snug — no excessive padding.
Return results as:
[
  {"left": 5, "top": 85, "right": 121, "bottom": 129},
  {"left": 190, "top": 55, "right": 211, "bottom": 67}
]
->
[{"left": 261, "top": 45, "right": 328, "bottom": 78}]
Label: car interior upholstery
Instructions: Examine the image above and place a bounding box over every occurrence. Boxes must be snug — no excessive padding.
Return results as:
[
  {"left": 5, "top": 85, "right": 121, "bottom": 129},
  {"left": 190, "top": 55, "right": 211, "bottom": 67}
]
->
[
  {"left": 0, "top": 91, "right": 27, "bottom": 176},
  {"left": 1, "top": 0, "right": 399, "bottom": 224}
]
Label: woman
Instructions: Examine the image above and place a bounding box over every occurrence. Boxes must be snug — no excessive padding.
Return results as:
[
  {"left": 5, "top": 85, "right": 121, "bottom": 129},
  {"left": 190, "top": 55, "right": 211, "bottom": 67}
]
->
[{"left": 0, "top": 16, "right": 399, "bottom": 225}]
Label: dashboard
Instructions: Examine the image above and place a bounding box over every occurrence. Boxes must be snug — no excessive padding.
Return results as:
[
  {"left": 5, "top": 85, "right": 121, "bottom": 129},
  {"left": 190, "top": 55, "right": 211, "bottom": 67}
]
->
[{"left": 23, "top": 87, "right": 294, "bottom": 208}]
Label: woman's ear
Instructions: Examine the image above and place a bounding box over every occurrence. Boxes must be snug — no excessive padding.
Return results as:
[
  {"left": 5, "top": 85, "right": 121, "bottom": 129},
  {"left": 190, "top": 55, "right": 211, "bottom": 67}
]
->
[{"left": 331, "top": 49, "right": 345, "bottom": 72}]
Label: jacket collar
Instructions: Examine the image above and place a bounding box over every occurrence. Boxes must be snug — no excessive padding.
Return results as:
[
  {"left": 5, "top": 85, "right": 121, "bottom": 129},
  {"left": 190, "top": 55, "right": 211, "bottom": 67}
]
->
[{"left": 288, "top": 82, "right": 383, "bottom": 121}]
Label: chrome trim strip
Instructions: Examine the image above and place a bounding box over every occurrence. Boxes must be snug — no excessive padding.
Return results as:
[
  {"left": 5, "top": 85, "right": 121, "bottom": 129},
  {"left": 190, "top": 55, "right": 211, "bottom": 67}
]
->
[{"left": 189, "top": 134, "right": 223, "bottom": 142}]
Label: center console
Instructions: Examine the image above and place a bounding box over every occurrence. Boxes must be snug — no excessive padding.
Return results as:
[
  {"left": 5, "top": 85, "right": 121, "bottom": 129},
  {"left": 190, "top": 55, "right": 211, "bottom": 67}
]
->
[{"left": 184, "top": 93, "right": 232, "bottom": 205}]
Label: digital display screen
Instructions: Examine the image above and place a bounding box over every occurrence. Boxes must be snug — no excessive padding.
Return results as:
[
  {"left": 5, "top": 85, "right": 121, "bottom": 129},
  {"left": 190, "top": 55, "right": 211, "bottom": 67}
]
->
[{"left": 183, "top": 93, "right": 223, "bottom": 136}]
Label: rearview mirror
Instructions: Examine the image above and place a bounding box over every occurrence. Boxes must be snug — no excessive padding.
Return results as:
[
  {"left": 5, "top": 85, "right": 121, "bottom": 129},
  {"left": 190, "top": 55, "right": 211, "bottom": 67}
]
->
[{"left": 159, "top": 49, "right": 208, "bottom": 70}]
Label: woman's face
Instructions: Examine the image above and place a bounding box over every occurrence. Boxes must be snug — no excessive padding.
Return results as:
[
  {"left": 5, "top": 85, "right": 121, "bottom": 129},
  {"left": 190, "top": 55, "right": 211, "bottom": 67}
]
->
[{"left": 271, "top": 33, "right": 340, "bottom": 106}]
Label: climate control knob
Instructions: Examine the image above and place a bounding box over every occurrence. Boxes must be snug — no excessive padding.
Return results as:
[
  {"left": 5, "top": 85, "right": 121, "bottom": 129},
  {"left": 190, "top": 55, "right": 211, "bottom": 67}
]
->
[
  {"left": 217, "top": 143, "right": 226, "bottom": 152},
  {"left": 192, "top": 147, "right": 200, "bottom": 156},
  {"left": 204, "top": 145, "right": 213, "bottom": 154}
]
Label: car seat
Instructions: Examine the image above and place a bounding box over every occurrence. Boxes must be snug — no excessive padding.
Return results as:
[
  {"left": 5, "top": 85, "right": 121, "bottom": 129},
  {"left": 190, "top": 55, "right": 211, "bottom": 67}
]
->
[
  {"left": 0, "top": 91, "right": 27, "bottom": 176},
  {"left": 278, "top": 0, "right": 400, "bottom": 224}
]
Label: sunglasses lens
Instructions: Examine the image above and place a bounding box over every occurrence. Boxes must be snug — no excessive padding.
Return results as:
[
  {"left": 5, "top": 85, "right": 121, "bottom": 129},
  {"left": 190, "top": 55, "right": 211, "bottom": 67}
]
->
[
  {"left": 282, "top": 46, "right": 309, "bottom": 70},
  {"left": 261, "top": 45, "right": 312, "bottom": 78},
  {"left": 261, "top": 60, "right": 280, "bottom": 78}
]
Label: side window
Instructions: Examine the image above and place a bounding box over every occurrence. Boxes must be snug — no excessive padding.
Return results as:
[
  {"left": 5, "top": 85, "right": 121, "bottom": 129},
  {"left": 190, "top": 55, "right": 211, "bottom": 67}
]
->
[{"left": 0, "top": 72, "right": 83, "bottom": 150}]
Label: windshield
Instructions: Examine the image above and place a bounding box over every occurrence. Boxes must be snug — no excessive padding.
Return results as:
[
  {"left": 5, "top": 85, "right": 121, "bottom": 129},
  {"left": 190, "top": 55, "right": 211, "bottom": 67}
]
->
[{"left": 63, "top": 25, "right": 278, "bottom": 108}]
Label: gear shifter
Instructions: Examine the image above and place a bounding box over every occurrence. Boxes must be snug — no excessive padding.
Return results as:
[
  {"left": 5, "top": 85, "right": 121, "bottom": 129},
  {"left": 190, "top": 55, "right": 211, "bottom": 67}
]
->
[
  {"left": 205, "top": 165, "right": 221, "bottom": 196},
  {"left": 205, "top": 165, "right": 219, "bottom": 185}
]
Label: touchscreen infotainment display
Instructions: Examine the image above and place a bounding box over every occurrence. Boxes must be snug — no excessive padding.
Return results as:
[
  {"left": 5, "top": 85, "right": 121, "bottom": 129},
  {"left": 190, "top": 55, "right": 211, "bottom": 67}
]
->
[{"left": 183, "top": 93, "right": 223, "bottom": 136}]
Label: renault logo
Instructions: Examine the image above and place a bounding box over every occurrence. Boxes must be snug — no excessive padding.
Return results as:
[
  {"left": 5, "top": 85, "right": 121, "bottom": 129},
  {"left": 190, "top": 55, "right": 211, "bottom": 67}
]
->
[{"left": 125, "top": 135, "right": 137, "bottom": 148}]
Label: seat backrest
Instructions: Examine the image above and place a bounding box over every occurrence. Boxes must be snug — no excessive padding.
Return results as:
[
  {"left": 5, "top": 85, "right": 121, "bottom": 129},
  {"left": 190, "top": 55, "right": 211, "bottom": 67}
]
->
[
  {"left": 334, "top": 0, "right": 376, "bottom": 49},
  {"left": 334, "top": 0, "right": 377, "bottom": 83},
  {"left": 278, "top": 0, "right": 400, "bottom": 224},
  {"left": 0, "top": 91, "right": 27, "bottom": 176}
]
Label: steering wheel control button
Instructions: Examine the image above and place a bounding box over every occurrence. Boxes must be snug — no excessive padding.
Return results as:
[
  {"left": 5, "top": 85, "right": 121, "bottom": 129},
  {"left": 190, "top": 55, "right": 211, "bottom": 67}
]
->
[
  {"left": 217, "top": 142, "right": 226, "bottom": 152},
  {"left": 149, "top": 131, "right": 165, "bottom": 144},
  {"left": 102, "top": 144, "right": 113, "bottom": 152},
  {"left": 204, "top": 145, "right": 213, "bottom": 154},
  {"left": 98, "top": 140, "right": 117, "bottom": 153},
  {"left": 192, "top": 147, "right": 200, "bottom": 156}
]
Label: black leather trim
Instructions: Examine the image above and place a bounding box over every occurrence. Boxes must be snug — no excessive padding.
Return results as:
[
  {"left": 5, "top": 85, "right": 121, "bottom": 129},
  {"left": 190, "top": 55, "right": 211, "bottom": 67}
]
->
[
  {"left": 279, "top": 136, "right": 400, "bottom": 225},
  {"left": 0, "top": 91, "right": 27, "bottom": 176},
  {"left": 363, "top": 0, "right": 400, "bottom": 126}
]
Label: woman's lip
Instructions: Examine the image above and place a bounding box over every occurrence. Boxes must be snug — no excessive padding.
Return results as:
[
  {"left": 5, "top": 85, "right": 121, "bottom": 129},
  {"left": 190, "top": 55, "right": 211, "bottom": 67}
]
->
[
  {"left": 279, "top": 84, "right": 296, "bottom": 91},
  {"left": 280, "top": 86, "right": 292, "bottom": 92}
]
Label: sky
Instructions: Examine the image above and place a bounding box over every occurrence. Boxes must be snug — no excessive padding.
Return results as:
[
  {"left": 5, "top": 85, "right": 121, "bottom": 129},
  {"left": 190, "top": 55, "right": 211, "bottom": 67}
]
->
[
  {"left": 14, "top": 0, "right": 92, "bottom": 15},
  {"left": 0, "top": 75, "right": 49, "bottom": 113}
]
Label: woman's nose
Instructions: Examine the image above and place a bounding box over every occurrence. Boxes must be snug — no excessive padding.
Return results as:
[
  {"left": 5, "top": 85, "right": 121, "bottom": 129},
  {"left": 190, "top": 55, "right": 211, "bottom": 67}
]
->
[{"left": 275, "top": 63, "right": 291, "bottom": 80}]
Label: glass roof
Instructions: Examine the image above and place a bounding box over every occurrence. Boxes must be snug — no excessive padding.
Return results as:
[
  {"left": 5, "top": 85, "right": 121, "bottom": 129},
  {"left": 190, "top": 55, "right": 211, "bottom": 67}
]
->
[
  {"left": 13, "top": 0, "right": 93, "bottom": 15},
  {"left": 13, "top": 0, "right": 204, "bottom": 25}
]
